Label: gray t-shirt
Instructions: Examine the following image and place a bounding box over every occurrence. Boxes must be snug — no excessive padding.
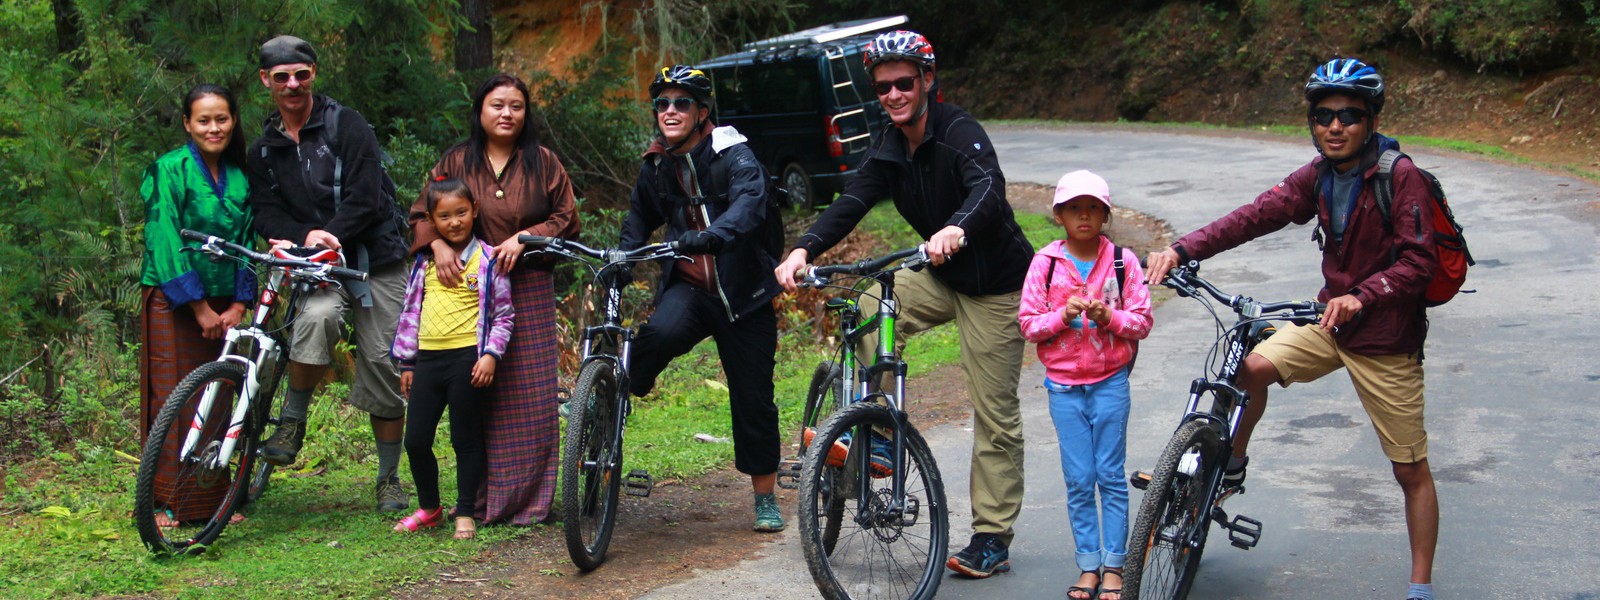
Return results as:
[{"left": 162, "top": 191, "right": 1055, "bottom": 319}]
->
[{"left": 1328, "top": 166, "right": 1362, "bottom": 239}]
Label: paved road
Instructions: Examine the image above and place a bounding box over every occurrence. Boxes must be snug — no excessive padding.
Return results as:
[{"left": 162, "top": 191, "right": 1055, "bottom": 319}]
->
[{"left": 644, "top": 125, "right": 1600, "bottom": 599}]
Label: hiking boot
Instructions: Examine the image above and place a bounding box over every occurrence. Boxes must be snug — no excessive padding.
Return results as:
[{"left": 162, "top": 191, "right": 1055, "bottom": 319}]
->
[
  {"left": 375, "top": 476, "right": 409, "bottom": 513},
  {"left": 753, "top": 492, "right": 784, "bottom": 532},
  {"left": 260, "top": 419, "right": 306, "bottom": 466},
  {"left": 946, "top": 533, "right": 1011, "bottom": 578},
  {"left": 1222, "top": 456, "right": 1249, "bottom": 490}
]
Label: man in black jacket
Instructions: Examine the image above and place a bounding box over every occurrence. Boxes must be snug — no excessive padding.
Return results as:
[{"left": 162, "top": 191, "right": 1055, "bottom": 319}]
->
[
  {"left": 775, "top": 30, "right": 1032, "bottom": 579},
  {"left": 619, "top": 65, "right": 786, "bottom": 533},
  {"left": 246, "top": 36, "right": 410, "bottom": 513}
]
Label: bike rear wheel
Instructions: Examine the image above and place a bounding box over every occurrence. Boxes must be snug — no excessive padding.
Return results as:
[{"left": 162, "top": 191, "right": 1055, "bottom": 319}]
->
[
  {"left": 561, "top": 360, "right": 623, "bottom": 571},
  {"left": 133, "top": 361, "right": 257, "bottom": 555},
  {"left": 1125, "top": 419, "right": 1223, "bottom": 599},
  {"left": 800, "top": 361, "right": 848, "bottom": 554},
  {"left": 244, "top": 338, "right": 288, "bottom": 508},
  {"left": 799, "top": 402, "right": 948, "bottom": 600}
]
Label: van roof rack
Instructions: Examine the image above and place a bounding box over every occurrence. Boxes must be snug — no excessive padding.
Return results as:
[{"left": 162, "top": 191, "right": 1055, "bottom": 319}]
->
[{"left": 741, "top": 15, "right": 908, "bottom": 52}]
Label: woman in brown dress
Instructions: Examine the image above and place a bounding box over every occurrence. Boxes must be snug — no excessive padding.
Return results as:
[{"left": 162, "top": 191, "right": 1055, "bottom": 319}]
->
[
  {"left": 409, "top": 74, "right": 578, "bottom": 525},
  {"left": 139, "top": 84, "right": 254, "bottom": 527}
]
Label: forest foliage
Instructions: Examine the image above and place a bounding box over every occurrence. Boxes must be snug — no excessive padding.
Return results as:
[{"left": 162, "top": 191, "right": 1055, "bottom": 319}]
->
[{"left": 0, "top": 0, "right": 797, "bottom": 466}]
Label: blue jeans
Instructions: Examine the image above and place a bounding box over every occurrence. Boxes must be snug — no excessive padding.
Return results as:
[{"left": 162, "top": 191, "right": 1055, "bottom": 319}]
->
[{"left": 1044, "top": 369, "right": 1131, "bottom": 571}]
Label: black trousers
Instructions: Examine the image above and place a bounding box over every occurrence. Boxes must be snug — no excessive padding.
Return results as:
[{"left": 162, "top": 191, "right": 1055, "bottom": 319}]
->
[
  {"left": 405, "top": 346, "right": 488, "bottom": 515},
  {"left": 629, "top": 282, "right": 779, "bottom": 475}
]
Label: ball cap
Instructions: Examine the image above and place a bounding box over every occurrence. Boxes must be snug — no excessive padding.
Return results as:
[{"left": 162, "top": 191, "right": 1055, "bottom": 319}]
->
[
  {"left": 1053, "top": 169, "right": 1112, "bottom": 210},
  {"left": 259, "top": 35, "right": 318, "bottom": 69}
]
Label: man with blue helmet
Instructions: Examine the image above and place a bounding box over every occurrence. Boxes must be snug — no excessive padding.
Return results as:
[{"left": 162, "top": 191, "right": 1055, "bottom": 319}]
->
[{"left": 1146, "top": 58, "right": 1441, "bottom": 600}]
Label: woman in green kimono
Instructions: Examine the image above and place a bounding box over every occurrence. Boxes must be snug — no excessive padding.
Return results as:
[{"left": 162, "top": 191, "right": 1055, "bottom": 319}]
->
[{"left": 139, "top": 84, "right": 254, "bottom": 527}]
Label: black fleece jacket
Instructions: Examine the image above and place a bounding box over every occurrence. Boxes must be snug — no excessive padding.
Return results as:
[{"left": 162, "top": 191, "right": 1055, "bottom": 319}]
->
[
  {"left": 794, "top": 102, "right": 1031, "bottom": 296},
  {"left": 246, "top": 96, "right": 406, "bottom": 268}
]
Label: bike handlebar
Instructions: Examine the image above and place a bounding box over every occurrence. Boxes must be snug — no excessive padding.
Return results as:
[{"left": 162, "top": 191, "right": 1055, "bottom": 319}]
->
[
  {"left": 517, "top": 234, "right": 680, "bottom": 265},
  {"left": 801, "top": 237, "right": 966, "bottom": 287},
  {"left": 180, "top": 229, "right": 369, "bottom": 281},
  {"left": 1163, "top": 262, "right": 1324, "bottom": 322}
]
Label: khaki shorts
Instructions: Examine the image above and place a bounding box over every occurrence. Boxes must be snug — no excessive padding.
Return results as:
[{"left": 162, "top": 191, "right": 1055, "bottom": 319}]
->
[
  {"left": 288, "top": 260, "right": 407, "bottom": 420},
  {"left": 1252, "top": 323, "right": 1427, "bottom": 463}
]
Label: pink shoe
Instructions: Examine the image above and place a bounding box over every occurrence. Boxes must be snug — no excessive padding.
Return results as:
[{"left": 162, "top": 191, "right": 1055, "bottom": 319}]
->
[{"left": 394, "top": 508, "right": 444, "bottom": 532}]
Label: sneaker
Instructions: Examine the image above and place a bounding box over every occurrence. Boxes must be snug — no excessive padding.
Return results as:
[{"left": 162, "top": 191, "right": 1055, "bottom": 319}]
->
[
  {"left": 827, "top": 430, "right": 894, "bottom": 478},
  {"left": 946, "top": 533, "right": 1011, "bottom": 578},
  {"left": 260, "top": 419, "right": 306, "bottom": 466},
  {"left": 802, "top": 427, "right": 850, "bottom": 468},
  {"left": 1222, "top": 456, "right": 1249, "bottom": 489},
  {"left": 375, "top": 476, "right": 409, "bottom": 513},
  {"left": 753, "top": 493, "right": 784, "bottom": 532}
]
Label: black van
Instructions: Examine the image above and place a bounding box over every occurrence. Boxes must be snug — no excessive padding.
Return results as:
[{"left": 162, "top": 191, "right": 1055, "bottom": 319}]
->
[{"left": 701, "top": 16, "right": 906, "bottom": 209}]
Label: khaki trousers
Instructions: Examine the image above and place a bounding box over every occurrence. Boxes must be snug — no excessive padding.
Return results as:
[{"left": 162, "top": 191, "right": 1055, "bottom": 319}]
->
[{"left": 860, "top": 268, "right": 1026, "bottom": 543}]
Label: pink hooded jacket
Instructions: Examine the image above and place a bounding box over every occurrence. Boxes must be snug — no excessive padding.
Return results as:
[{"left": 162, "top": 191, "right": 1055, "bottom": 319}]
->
[{"left": 1018, "top": 237, "right": 1154, "bottom": 385}]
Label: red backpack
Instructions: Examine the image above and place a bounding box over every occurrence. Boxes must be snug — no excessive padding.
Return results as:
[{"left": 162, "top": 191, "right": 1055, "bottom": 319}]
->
[{"left": 1372, "top": 150, "right": 1474, "bottom": 307}]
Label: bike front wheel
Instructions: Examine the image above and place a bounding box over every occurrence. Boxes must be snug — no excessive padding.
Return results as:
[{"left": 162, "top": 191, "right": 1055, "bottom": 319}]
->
[
  {"left": 561, "top": 360, "right": 623, "bottom": 571},
  {"left": 1124, "top": 419, "right": 1224, "bottom": 599},
  {"left": 133, "top": 361, "right": 257, "bottom": 555},
  {"left": 800, "top": 361, "right": 847, "bottom": 554},
  {"left": 799, "top": 402, "right": 948, "bottom": 600}
]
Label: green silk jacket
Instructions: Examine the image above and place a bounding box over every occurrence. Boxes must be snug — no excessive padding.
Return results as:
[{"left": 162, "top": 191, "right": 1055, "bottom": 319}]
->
[{"left": 139, "top": 145, "right": 255, "bottom": 307}]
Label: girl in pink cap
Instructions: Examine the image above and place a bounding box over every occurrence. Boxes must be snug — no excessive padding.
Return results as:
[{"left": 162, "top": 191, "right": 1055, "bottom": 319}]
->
[{"left": 1018, "top": 170, "right": 1153, "bottom": 600}]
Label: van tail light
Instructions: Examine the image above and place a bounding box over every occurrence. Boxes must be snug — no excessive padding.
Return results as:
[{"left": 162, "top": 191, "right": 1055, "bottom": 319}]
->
[{"left": 824, "top": 116, "right": 844, "bottom": 158}]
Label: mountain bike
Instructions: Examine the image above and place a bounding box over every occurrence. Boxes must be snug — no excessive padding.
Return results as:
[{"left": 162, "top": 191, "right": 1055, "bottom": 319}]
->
[
  {"left": 134, "top": 230, "right": 367, "bottom": 555},
  {"left": 1122, "top": 260, "right": 1324, "bottom": 599},
  {"left": 793, "top": 245, "right": 950, "bottom": 600},
  {"left": 518, "top": 234, "right": 684, "bottom": 571}
]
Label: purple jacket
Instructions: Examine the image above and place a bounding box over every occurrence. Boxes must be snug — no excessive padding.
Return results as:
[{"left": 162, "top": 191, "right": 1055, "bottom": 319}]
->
[
  {"left": 390, "top": 237, "right": 515, "bottom": 371},
  {"left": 1172, "top": 136, "right": 1438, "bottom": 356}
]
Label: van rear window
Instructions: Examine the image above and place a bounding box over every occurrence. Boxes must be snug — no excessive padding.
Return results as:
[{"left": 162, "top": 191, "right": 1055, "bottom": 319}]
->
[{"left": 713, "top": 64, "right": 819, "bottom": 117}]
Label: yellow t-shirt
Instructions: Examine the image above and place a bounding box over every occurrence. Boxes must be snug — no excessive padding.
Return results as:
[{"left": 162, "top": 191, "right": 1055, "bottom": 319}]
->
[{"left": 418, "top": 249, "right": 482, "bottom": 351}]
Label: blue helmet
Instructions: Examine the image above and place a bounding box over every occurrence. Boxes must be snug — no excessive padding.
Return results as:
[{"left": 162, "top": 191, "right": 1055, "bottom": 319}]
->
[{"left": 1305, "top": 58, "right": 1385, "bottom": 115}]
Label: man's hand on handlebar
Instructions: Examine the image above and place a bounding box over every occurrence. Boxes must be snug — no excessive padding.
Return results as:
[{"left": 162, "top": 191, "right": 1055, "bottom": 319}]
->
[
  {"left": 927, "top": 226, "right": 965, "bottom": 266},
  {"left": 304, "top": 230, "right": 341, "bottom": 251},
  {"left": 1145, "top": 247, "right": 1180, "bottom": 286},
  {"left": 775, "top": 248, "right": 810, "bottom": 292},
  {"left": 1320, "top": 294, "right": 1363, "bottom": 331}
]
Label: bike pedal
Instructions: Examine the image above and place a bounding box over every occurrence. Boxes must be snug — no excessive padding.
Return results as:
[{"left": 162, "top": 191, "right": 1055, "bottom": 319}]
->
[
  {"left": 1227, "top": 514, "right": 1262, "bottom": 549},
  {"left": 624, "top": 469, "right": 653, "bottom": 497},
  {"left": 776, "top": 457, "right": 802, "bottom": 490},
  {"left": 1129, "top": 470, "right": 1153, "bottom": 491}
]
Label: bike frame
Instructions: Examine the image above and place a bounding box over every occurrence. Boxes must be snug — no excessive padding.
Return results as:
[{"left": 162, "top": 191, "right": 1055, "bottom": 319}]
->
[
  {"left": 807, "top": 247, "right": 930, "bottom": 524},
  {"left": 171, "top": 231, "right": 365, "bottom": 472}
]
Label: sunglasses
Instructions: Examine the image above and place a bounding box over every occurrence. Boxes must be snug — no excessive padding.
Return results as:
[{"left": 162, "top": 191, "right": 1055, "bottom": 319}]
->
[
  {"left": 269, "top": 68, "right": 313, "bottom": 85},
  {"left": 652, "top": 97, "right": 697, "bottom": 113},
  {"left": 872, "top": 76, "right": 919, "bottom": 96},
  {"left": 1309, "top": 106, "right": 1370, "bottom": 127}
]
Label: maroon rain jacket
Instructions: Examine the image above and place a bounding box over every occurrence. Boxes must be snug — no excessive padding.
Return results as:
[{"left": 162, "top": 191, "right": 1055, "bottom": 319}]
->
[{"left": 1172, "top": 139, "right": 1439, "bottom": 356}]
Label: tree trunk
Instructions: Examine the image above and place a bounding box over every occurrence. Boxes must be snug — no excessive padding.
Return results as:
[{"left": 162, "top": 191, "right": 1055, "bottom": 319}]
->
[
  {"left": 455, "top": 0, "right": 493, "bottom": 72},
  {"left": 52, "top": 0, "right": 82, "bottom": 57}
]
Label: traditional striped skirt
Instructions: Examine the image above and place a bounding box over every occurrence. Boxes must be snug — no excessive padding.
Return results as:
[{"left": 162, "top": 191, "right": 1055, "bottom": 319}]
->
[
  {"left": 476, "top": 268, "right": 561, "bottom": 525},
  {"left": 140, "top": 287, "right": 231, "bottom": 521}
]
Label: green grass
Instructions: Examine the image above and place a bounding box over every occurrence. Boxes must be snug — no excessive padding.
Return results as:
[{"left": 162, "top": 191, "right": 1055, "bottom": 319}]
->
[{"left": 0, "top": 201, "right": 1004, "bottom": 600}]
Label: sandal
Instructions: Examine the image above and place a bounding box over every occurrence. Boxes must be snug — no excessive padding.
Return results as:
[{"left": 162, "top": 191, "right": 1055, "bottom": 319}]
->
[
  {"left": 454, "top": 516, "right": 477, "bottom": 540},
  {"left": 1067, "top": 569, "right": 1099, "bottom": 600},
  {"left": 393, "top": 508, "right": 444, "bottom": 532},
  {"left": 1098, "top": 567, "right": 1124, "bottom": 600}
]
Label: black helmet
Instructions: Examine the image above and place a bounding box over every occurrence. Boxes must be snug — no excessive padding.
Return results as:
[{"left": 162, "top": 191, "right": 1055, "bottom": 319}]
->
[
  {"left": 1305, "top": 57, "right": 1385, "bottom": 115},
  {"left": 650, "top": 65, "right": 713, "bottom": 108}
]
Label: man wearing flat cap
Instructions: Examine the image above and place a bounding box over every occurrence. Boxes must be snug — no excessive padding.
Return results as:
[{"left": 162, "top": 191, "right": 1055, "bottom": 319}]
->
[{"left": 246, "top": 35, "right": 413, "bottom": 513}]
